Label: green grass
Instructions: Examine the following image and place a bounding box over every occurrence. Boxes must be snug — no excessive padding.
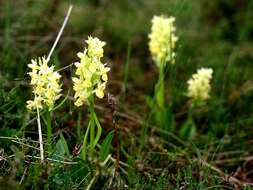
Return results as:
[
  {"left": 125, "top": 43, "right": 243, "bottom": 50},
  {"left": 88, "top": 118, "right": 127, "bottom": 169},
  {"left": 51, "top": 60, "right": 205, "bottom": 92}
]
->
[{"left": 1, "top": 0, "right": 253, "bottom": 189}]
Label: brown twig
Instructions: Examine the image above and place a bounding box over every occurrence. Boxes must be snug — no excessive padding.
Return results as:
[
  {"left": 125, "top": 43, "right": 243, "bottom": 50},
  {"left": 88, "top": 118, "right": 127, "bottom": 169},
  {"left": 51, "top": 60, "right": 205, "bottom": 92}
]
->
[
  {"left": 213, "top": 156, "right": 253, "bottom": 165},
  {"left": 107, "top": 93, "right": 120, "bottom": 173},
  {"left": 199, "top": 159, "right": 253, "bottom": 188}
]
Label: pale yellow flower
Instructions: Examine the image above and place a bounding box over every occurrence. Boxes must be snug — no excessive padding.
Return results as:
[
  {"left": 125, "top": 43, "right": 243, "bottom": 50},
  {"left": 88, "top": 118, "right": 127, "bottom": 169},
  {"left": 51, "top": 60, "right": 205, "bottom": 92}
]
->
[
  {"left": 187, "top": 68, "right": 213, "bottom": 104},
  {"left": 149, "top": 15, "right": 178, "bottom": 67},
  {"left": 72, "top": 36, "right": 110, "bottom": 107},
  {"left": 26, "top": 57, "right": 62, "bottom": 111}
]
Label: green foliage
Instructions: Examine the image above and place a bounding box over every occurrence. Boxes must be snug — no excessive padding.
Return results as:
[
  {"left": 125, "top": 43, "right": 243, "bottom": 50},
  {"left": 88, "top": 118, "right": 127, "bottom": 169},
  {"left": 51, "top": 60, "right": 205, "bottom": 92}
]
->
[
  {"left": 179, "top": 116, "right": 196, "bottom": 140},
  {"left": 99, "top": 131, "right": 114, "bottom": 161},
  {"left": 54, "top": 133, "right": 70, "bottom": 158}
]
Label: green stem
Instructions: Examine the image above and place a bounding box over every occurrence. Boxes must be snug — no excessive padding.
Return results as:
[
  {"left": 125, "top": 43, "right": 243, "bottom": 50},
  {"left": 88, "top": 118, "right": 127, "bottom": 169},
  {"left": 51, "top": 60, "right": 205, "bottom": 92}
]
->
[
  {"left": 82, "top": 96, "right": 96, "bottom": 160},
  {"left": 89, "top": 117, "right": 95, "bottom": 158},
  {"left": 92, "top": 111, "right": 102, "bottom": 148},
  {"left": 89, "top": 97, "right": 95, "bottom": 144},
  {"left": 82, "top": 120, "right": 91, "bottom": 160},
  {"left": 154, "top": 64, "right": 165, "bottom": 127},
  {"left": 88, "top": 96, "right": 96, "bottom": 158},
  {"left": 157, "top": 65, "right": 165, "bottom": 109},
  {"left": 46, "top": 110, "right": 52, "bottom": 153},
  {"left": 83, "top": 95, "right": 103, "bottom": 160},
  {"left": 169, "top": 64, "right": 174, "bottom": 107}
]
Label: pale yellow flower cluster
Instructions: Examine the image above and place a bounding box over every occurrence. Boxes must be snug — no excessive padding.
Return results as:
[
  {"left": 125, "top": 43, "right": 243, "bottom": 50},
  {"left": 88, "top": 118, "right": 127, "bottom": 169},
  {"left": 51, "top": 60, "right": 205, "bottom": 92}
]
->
[
  {"left": 26, "top": 57, "right": 62, "bottom": 110},
  {"left": 187, "top": 68, "right": 213, "bottom": 103},
  {"left": 72, "top": 36, "right": 110, "bottom": 107},
  {"left": 149, "top": 15, "right": 178, "bottom": 67}
]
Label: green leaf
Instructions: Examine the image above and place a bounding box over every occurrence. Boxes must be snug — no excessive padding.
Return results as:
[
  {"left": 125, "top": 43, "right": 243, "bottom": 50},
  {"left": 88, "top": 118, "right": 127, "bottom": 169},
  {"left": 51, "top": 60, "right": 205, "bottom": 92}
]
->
[
  {"left": 145, "top": 95, "right": 154, "bottom": 109},
  {"left": 99, "top": 131, "right": 114, "bottom": 161},
  {"left": 54, "top": 133, "right": 70, "bottom": 159},
  {"left": 52, "top": 89, "right": 70, "bottom": 111},
  {"left": 163, "top": 106, "right": 175, "bottom": 132},
  {"left": 60, "top": 133, "right": 70, "bottom": 157},
  {"left": 82, "top": 120, "right": 91, "bottom": 160},
  {"left": 90, "top": 117, "right": 95, "bottom": 150},
  {"left": 155, "top": 66, "right": 165, "bottom": 109},
  {"left": 92, "top": 112, "right": 102, "bottom": 149},
  {"left": 154, "top": 80, "right": 164, "bottom": 109},
  {"left": 179, "top": 117, "right": 196, "bottom": 140}
]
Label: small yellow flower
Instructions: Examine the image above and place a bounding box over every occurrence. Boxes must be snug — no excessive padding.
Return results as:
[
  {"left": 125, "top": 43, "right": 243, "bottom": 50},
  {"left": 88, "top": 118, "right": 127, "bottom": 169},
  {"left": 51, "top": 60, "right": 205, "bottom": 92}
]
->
[
  {"left": 72, "top": 36, "right": 110, "bottom": 106},
  {"left": 26, "top": 57, "right": 62, "bottom": 111},
  {"left": 86, "top": 37, "right": 106, "bottom": 58},
  {"left": 149, "top": 15, "right": 178, "bottom": 67},
  {"left": 187, "top": 68, "right": 213, "bottom": 104},
  {"left": 95, "top": 83, "right": 106, "bottom": 99}
]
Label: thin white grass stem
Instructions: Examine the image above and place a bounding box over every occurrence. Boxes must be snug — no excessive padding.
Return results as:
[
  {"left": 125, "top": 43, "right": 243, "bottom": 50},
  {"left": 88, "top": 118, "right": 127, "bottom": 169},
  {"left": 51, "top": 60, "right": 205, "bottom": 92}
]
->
[
  {"left": 56, "top": 62, "right": 74, "bottom": 72},
  {"left": 26, "top": 155, "right": 78, "bottom": 165},
  {"left": 0, "top": 136, "right": 39, "bottom": 143},
  {"left": 11, "top": 140, "right": 41, "bottom": 151},
  {"left": 36, "top": 104, "right": 44, "bottom": 162},
  {"left": 19, "top": 167, "right": 28, "bottom": 185},
  {"left": 77, "top": 173, "right": 91, "bottom": 188},
  {"left": 46, "top": 5, "right": 73, "bottom": 62},
  {"left": 101, "top": 154, "right": 111, "bottom": 166},
  {"left": 86, "top": 170, "right": 99, "bottom": 190}
]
